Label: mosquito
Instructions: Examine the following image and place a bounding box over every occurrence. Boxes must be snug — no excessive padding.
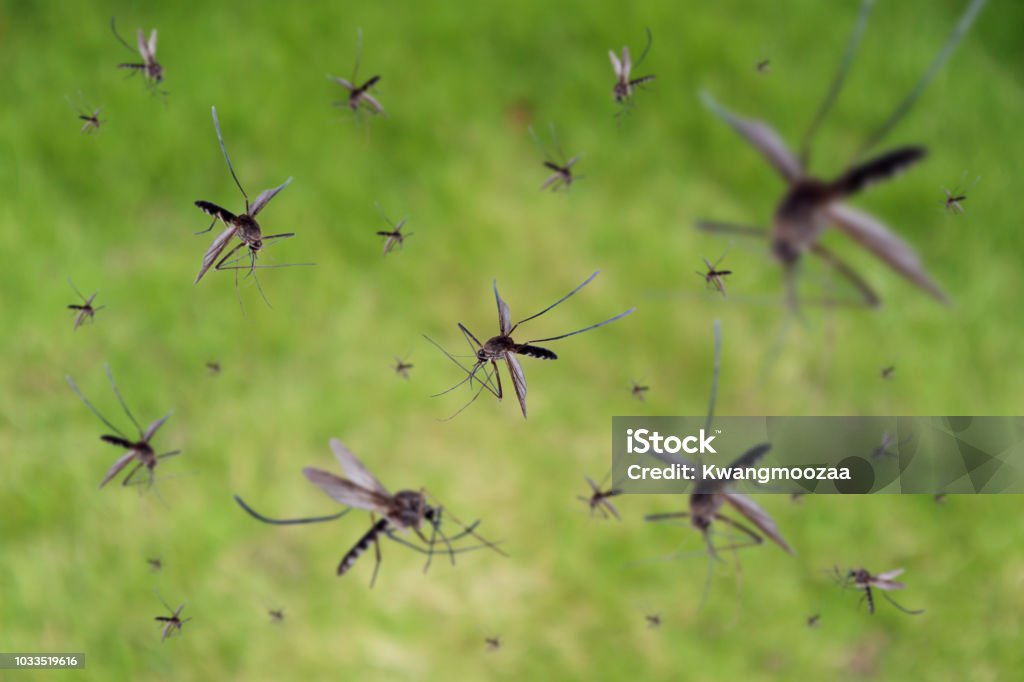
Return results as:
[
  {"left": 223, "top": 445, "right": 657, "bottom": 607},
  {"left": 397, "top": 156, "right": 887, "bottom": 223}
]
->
[
  {"left": 236, "top": 439, "right": 503, "bottom": 586},
  {"left": 268, "top": 608, "right": 285, "bottom": 623},
  {"left": 376, "top": 212, "right": 412, "bottom": 255},
  {"left": 631, "top": 380, "right": 650, "bottom": 401},
  {"left": 756, "top": 59, "right": 772, "bottom": 73},
  {"left": 943, "top": 172, "right": 979, "bottom": 214},
  {"left": 807, "top": 613, "right": 821, "bottom": 628},
  {"left": 66, "top": 366, "right": 179, "bottom": 489},
  {"left": 645, "top": 613, "right": 662, "bottom": 629},
  {"left": 696, "top": 0, "right": 987, "bottom": 308},
  {"left": 834, "top": 567, "right": 925, "bottom": 616},
  {"left": 66, "top": 278, "right": 104, "bottom": 330},
  {"left": 330, "top": 29, "right": 385, "bottom": 117},
  {"left": 206, "top": 361, "right": 221, "bottom": 376},
  {"left": 147, "top": 557, "right": 162, "bottom": 572},
  {"left": 65, "top": 94, "right": 102, "bottom": 134},
  {"left": 871, "top": 431, "right": 908, "bottom": 460},
  {"left": 530, "top": 124, "right": 582, "bottom": 192},
  {"left": 609, "top": 28, "right": 655, "bottom": 106},
  {"left": 485, "top": 636, "right": 502, "bottom": 651},
  {"left": 110, "top": 18, "right": 163, "bottom": 88},
  {"left": 698, "top": 250, "right": 733, "bottom": 296},
  {"left": 393, "top": 356, "right": 414, "bottom": 379},
  {"left": 426, "top": 271, "right": 635, "bottom": 420},
  {"left": 881, "top": 365, "right": 895, "bottom": 380},
  {"left": 154, "top": 590, "right": 191, "bottom": 642},
  {"left": 577, "top": 472, "right": 624, "bottom": 520},
  {"left": 194, "top": 106, "right": 310, "bottom": 305}
]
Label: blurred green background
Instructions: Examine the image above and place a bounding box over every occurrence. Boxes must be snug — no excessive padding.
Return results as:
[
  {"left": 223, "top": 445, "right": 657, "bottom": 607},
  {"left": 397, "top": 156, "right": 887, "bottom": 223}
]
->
[{"left": 2, "top": 0, "right": 1023, "bottom": 679}]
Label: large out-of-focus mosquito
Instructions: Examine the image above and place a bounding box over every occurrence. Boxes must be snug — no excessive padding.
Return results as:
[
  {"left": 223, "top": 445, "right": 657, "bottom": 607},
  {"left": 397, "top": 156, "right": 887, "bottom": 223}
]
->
[
  {"left": 698, "top": 250, "right": 733, "bottom": 296},
  {"left": 530, "top": 124, "right": 582, "bottom": 192},
  {"left": 330, "top": 29, "right": 385, "bottom": 118},
  {"left": 943, "top": 172, "right": 979, "bottom": 214},
  {"left": 194, "top": 106, "right": 310, "bottom": 305},
  {"left": 426, "top": 271, "right": 635, "bottom": 420},
  {"left": 577, "top": 471, "right": 624, "bottom": 521},
  {"left": 110, "top": 18, "right": 163, "bottom": 89},
  {"left": 236, "top": 439, "right": 503, "bottom": 586},
  {"left": 609, "top": 28, "right": 655, "bottom": 107},
  {"left": 154, "top": 590, "right": 190, "bottom": 642},
  {"left": 65, "top": 94, "right": 102, "bottom": 134},
  {"left": 376, "top": 212, "right": 412, "bottom": 255},
  {"left": 696, "top": 0, "right": 987, "bottom": 308},
  {"left": 67, "top": 278, "right": 104, "bottom": 330},
  {"left": 67, "top": 366, "right": 179, "bottom": 489},
  {"left": 833, "top": 566, "right": 924, "bottom": 616}
]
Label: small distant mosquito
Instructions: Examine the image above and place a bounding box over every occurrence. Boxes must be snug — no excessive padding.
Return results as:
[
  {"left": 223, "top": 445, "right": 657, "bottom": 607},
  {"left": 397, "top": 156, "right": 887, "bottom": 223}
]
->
[
  {"left": 530, "top": 124, "right": 582, "bottom": 192},
  {"left": 807, "top": 613, "right": 821, "bottom": 628},
  {"left": 631, "top": 381, "right": 650, "bottom": 401},
  {"left": 609, "top": 28, "right": 655, "bottom": 106},
  {"left": 577, "top": 472, "right": 623, "bottom": 520},
  {"left": 393, "top": 356, "right": 414, "bottom": 379},
  {"left": 485, "top": 636, "right": 502, "bottom": 651},
  {"left": 154, "top": 590, "right": 191, "bottom": 642},
  {"left": 65, "top": 94, "right": 102, "bottom": 134},
  {"left": 881, "top": 366, "right": 895, "bottom": 380},
  {"left": 790, "top": 491, "right": 808, "bottom": 503},
  {"left": 833, "top": 566, "right": 925, "bottom": 616},
  {"left": 756, "top": 59, "right": 772, "bottom": 73},
  {"left": 871, "top": 431, "right": 908, "bottom": 460},
  {"left": 934, "top": 493, "right": 948, "bottom": 504},
  {"left": 206, "top": 361, "right": 221, "bottom": 376},
  {"left": 67, "top": 366, "right": 179, "bottom": 489},
  {"left": 698, "top": 251, "right": 733, "bottom": 296},
  {"left": 67, "top": 278, "right": 104, "bottom": 330},
  {"left": 147, "top": 557, "right": 162, "bottom": 572},
  {"left": 110, "top": 18, "right": 163, "bottom": 88},
  {"left": 645, "top": 613, "right": 662, "bottom": 629},
  {"left": 268, "top": 608, "right": 285, "bottom": 623},
  {"left": 330, "top": 29, "right": 385, "bottom": 117},
  {"left": 943, "top": 172, "right": 979, "bottom": 214},
  {"left": 376, "top": 212, "right": 412, "bottom": 255},
  {"left": 236, "top": 439, "right": 503, "bottom": 586},
  {"left": 194, "top": 106, "right": 310, "bottom": 305},
  {"left": 426, "top": 271, "right": 635, "bottom": 419}
]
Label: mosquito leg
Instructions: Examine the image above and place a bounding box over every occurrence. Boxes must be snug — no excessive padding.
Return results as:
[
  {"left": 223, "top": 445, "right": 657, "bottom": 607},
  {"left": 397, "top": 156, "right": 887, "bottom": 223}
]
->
[
  {"left": 120, "top": 461, "right": 145, "bottom": 487},
  {"left": 105, "top": 365, "right": 143, "bottom": 436},
  {"left": 880, "top": 591, "right": 925, "bottom": 615},
  {"left": 233, "top": 495, "right": 350, "bottom": 525},
  {"left": 368, "top": 514, "right": 383, "bottom": 589},
  {"left": 156, "top": 450, "right": 182, "bottom": 460}
]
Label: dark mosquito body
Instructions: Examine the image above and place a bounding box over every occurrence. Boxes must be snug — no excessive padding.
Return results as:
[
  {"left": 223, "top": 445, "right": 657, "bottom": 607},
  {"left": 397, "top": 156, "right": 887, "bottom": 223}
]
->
[
  {"left": 943, "top": 172, "right": 979, "bottom": 214},
  {"left": 206, "top": 361, "right": 221, "bottom": 376},
  {"left": 698, "top": 252, "right": 733, "bottom": 296},
  {"left": 147, "top": 557, "right": 162, "bottom": 572},
  {"left": 376, "top": 214, "right": 412, "bottom": 255},
  {"left": 609, "top": 28, "right": 655, "bottom": 106},
  {"left": 194, "top": 106, "right": 309, "bottom": 304},
  {"left": 393, "top": 356, "right": 414, "bottom": 379},
  {"left": 110, "top": 18, "right": 163, "bottom": 87},
  {"left": 66, "top": 279, "right": 104, "bottom": 330},
  {"left": 485, "top": 636, "right": 502, "bottom": 651},
  {"left": 696, "top": 0, "right": 987, "bottom": 307},
  {"left": 881, "top": 365, "right": 895, "bottom": 380},
  {"left": 756, "top": 59, "right": 772, "bottom": 73},
  {"left": 235, "top": 439, "right": 502, "bottom": 586},
  {"left": 807, "top": 613, "right": 821, "bottom": 628},
  {"left": 834, "top": 567, "right": 924, "bottom": 616},
  {"left": 426, "top": 270, "right": 635, "bottom": 419},
  {"left": 330, "top": 30, "right": 385, "bottom": 117},
  {"left": 631, "top": 381, "right": 650, "bottom": 401},
  {"left": 268, "top": 609, "right": 285, "bottom": 623},
  {"left": 67, "top": 366, "right": 179, "bottom": 490},
  {"left": 645, "top": 613, "right": 662, "bottom": 629},
  {"left": 154, "top": 591, "right": 191, "bottom": 642},
  {"left": 531, "top": 124, "right": 581, "bottom": 191},
  {"left": 934, "top": 493, "right": 948, "bottom": 504},
  {"left": 66, "top": 95, "right": 102, "bottom": 134},
  {"left": 577, "top": 473, "right": 623, "bottom": 520}
]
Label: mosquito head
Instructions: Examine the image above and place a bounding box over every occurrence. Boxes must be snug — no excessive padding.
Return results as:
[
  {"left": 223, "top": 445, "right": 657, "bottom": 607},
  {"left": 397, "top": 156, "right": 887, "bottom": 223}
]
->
[
  {"left": 150, "top": 63, "right": 164, "bottom": 83},
  {"left": 392, "top": 490, "right": 429, "bottom": 529},
  {"left": 691, "top": 514, "right": 712, "bottom": 532}
]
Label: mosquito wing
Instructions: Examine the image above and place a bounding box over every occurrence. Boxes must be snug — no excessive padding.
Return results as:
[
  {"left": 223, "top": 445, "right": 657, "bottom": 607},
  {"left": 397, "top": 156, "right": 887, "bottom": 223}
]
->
[
  {"left": 249, "top": 177, "right": 293, "bottom": 217},
  {"left": 136, "top": 28, "right": 149, "bottom": 61},
  {"left": 302, "top": 467, "right": 391, "bottom": 513},
  {"left": 824, "top": 203, "right": 949, "bottom": 303},
  {"left": 621, "top": 45, "right": 632, "bottom": 78},
  {"left": 147, "top": 29, "right": 158, "bottom": 59},
  {"left": 701, "top": 91, "right": 802, "bottom": 183},
  {"left": 143, "top": 411, "right": 173, "bottom": 442},
  {"left": 494, "top": 280, "right": 512, "bottom": 335},
  {"left": 506, "top": 354, "right": 528, "bottom": 419},
  {"left": 873, "top": 568, "right": 906, "bottom": 590},
  {"left": 99, "top": 451, "right": 137, "bottom": 488},
  {"left": 724, "top": 492, "right": 794, "bottom": 554},
  {"left": 194, "top": 224, "right": 238, "bottom": 284},
  {"left": 608, "top": 50, "right": 623, "bottom": 77},
  {"left": 328, "top": 439, "right": 390, "bottom": 496},
  {"left": 361, "top": 92, "right": 385, "bottom": 115},
  {"left": 330, "top": 75, "right": 354, "bottom": 92}
]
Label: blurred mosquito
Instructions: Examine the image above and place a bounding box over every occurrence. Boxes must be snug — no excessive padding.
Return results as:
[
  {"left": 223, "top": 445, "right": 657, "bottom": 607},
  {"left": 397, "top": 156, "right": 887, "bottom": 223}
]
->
[
  {"left": 268, "top": 608, "right": 285, "bottom": 623},
  {"left": 881, "top": 365, "right": 895, "bottom": 380},
  {"left": 871, "top": 431, "right": 910, "bottom": 460},
  {"left": 376, "top": 211, "right": 412, "bottom": 255},
  {"left": 330, "top": 29, "right": 385, "bottom": 117},
  {"left": 206, "top": 361, "right": 221, "bottom": 376},
  {"left": 934, "top": 493, "right": 948, "bottom": 504},
  {"left": 756, "top": 59, "right": 772, "bottom": 73},
  {"left": 696, "top": 0, "right": 987, "bottom": 308},
  {"left": 943, "top": 172, "right": 979, "bottom": 214},
  {"left": 426, "top": 271, "right": 635, "bottom": 419},
  {"left": 631, "top": 380, "right": 650, "bottom": 401},
  {"left": 65, "top": 94, "right": 102, "bottom": 134},
  {"left": 393, "top": 355, "right": 414, "bottom": 379},
  {"left": 645, "top": 613, "right": 662, "bottom": 629},
  {"left": 577, "top": 471, "right": 624, "bottom": 520},
  {"left": 154, "top": 590, "right": 190, "bottom": 642},
  {"left": 609, "top": 28, "right": 655, "bottom": 107},
  {"left": 698, "top": 249, "right": 733, "bottom": 296},
  {"left": 110, "top": 18, "right": 163, "bottom": 89},
  {"left": 807, "top": 613, "right": 821, "bottom": 628},
  {"left": 66, "top": 366, "right": 179, "bottom": 490},
  {"left": 66, "top": 278, "right": 104, "bottom": 330},
  {"left": 236, "top": 439, "right": 503, "bottom": 586},
  {"left": 147, "top": 557, "right": 162, "bottom": 572},
  {"left": 485, "top": 636, "right": 502, "bottom": 651},
  {"left": 194, "top": 106, "right": 311, "bottom": 306},
  {"left": 530, "top": 124, "right": 582, "bottom": 192},
  {"left": 833, "top": 566, "right": 924, "bottom": 616}
]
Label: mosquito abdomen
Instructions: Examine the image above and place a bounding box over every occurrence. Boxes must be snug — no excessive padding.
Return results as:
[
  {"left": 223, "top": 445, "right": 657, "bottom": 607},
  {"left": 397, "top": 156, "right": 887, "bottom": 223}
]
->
[
  {"left": 338, "top": 518, "right": 389, "bottom": 576},
  {"left": 516, "top": 345, "right": 557, "bottom": 360}
]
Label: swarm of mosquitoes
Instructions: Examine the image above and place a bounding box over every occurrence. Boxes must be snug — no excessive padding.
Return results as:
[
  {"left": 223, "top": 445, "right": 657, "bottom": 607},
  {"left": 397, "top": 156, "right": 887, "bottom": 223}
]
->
[{"left": 59, "top": 0, "right": 987, "bottom": 648}]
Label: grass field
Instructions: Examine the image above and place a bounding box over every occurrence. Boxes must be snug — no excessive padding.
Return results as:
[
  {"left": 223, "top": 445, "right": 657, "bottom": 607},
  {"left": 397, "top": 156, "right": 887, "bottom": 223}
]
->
[{"left": 2, "top": 0, "right": 1024, "bottom": 680}]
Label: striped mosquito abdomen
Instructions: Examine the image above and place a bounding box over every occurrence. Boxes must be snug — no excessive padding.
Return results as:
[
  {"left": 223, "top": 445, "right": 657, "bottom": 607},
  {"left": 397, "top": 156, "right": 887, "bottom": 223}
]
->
[
  {"left": 515, "top": 344, "right": 557, "bottom": 360},
  {"left": 338, "top": 517, "right": 389, "bottom": 576}
]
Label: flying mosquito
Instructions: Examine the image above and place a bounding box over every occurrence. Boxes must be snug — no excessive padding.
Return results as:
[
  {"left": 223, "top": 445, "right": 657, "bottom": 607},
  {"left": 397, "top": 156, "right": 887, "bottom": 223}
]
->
[
  {"left": 206, "top": 361, "right": 221, "bottom": 376},
  {"left": 268, "top": 608, "right": 285, "bottom": 623},
  {"left": 631, "top": 380, "right": 650, "bottom": 401},
  {"left": 943, "top": 172, "right": 979, "bottom": 214},
  {"left": 698, "top": 250, "right": 733, "bottom": 296},
  {"left": 376, "top": 212, "right": 412, "bottom": 255},
  {"left": 577, "top": 472, "right": 624, "bottom": 520},
  {"left": 426, "top": 271, "right": 635, "bottom": 419},
  {"left": 833, "top": 566, "right": 925, "bottom": 616},
  {"left": 66, "top": 366, "right": 179, "bottom": 489},
  {"left": 147, "top": 557, "right": 162, "bottom": 572},
  {"left": 881, "top": 365, "right": 895, "bottom": 380},
  {"left": 194, "top": 106, "right": 310, "bottom": 305},
  {"left": 609, "top": 28, "right": 655, "bottom": 106},
  {"left": 110, "top": 18, "right": 163, "bottom": 88},
  {"left": 235, "top": 439, "right": 503, "bottom": 586},
  {"left": 154, "top": 590, "right": 191, "bottom": 642},
  {"left": 530, "top": 124, "right": 582, "bottom": 192},
  {"left": 485, "top": 636, "right": 502, "bottom": 651},
  {"left": 756, "top": 59, "right": 772, "bottom": 73},
  {"left": 645, "top": 613, "right": 662, "bottom": 629},
  {"left": 66, "top": 278, "right": 104, "bottom": 330},
  {"left": 393, "top": 356, "right": 414, "bottom": 379},
  {"left": 330, "top": 29, "right": 385, "bottom": 117},
  {"left": 871, "top": 431, "right": 910, "bottom": 460},
  {"left": 696, "top": 0, "right": 987, "bottom": 308},
  {"left": 807, "top": 613, "right": 821, "bottom": 628},
  {"left": 65, "top": 94, "right": 102, "bottom": 134}
]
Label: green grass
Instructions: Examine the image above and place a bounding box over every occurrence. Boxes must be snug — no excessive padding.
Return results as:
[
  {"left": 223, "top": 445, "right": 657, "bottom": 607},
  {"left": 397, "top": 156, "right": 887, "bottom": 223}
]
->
[{"left": 2, "top": 0, "right": 1023, "bottom": 680}]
